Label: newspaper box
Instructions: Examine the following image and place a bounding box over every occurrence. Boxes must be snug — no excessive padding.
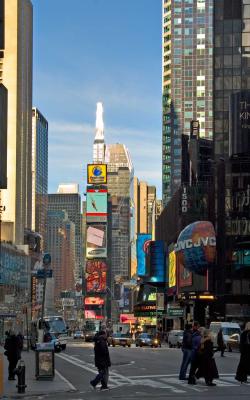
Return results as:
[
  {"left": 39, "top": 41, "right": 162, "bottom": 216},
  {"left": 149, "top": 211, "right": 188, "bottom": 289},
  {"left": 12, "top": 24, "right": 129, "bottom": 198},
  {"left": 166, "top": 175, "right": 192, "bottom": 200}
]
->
[{"left": 35, "top": 342, "right": 55, "bottom": 380}]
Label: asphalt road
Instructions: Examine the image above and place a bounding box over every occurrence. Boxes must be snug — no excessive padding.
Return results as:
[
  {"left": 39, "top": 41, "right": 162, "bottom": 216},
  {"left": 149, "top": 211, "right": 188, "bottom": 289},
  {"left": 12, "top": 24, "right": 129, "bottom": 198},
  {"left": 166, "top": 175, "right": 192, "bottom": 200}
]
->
[{"left": 31, "top": 341, "right": 250, "bottom": 400}]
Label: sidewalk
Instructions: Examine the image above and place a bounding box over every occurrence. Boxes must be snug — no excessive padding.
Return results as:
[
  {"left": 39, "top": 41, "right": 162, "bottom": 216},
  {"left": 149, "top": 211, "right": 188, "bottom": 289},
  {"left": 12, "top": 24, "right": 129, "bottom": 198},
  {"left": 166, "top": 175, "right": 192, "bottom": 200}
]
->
[{"left": 0, "top": 347, "right": 76, "bottom": 398}]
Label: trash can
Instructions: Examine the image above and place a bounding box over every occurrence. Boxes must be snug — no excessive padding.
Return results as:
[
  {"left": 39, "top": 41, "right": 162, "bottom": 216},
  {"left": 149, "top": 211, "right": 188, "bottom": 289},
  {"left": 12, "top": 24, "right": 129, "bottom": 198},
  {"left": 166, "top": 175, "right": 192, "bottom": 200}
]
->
[{"left": 35, "top": 342, "right": 55, "bottom": 380}]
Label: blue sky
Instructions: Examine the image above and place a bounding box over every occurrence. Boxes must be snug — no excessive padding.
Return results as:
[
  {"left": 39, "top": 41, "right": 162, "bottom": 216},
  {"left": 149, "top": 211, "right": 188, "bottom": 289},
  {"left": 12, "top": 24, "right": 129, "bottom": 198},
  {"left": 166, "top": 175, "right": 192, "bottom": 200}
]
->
[{"left": 33, "top": 0, "right": 162, "bottom": 197}]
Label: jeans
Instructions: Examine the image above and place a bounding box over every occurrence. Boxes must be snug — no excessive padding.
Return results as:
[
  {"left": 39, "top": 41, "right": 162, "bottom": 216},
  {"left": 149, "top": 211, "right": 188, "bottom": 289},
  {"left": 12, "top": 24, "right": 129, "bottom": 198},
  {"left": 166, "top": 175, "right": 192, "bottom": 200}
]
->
[
  {"left": 179, "top": 349, "right": 192, "bottom": 380},
  {"left": 91, "top": 367, "right": 109, "bottom": 388}
]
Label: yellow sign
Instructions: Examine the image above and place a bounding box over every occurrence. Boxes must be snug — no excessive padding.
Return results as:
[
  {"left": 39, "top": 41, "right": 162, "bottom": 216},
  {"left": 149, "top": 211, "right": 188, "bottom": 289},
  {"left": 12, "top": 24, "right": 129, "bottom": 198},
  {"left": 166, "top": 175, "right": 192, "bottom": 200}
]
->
[
  {"left": 87, "top": 164, "right": 107, "bottom": 184},
  {"left": 169, "top": 251, "right": 176, "bottom": 288}
]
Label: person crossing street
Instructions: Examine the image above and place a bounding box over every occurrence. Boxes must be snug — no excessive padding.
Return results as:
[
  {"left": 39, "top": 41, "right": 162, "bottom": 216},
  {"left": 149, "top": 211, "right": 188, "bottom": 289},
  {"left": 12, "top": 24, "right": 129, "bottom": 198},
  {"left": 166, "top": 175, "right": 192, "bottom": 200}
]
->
[{"left": 90, "top": 330, "right": 111, "bottom": 391}]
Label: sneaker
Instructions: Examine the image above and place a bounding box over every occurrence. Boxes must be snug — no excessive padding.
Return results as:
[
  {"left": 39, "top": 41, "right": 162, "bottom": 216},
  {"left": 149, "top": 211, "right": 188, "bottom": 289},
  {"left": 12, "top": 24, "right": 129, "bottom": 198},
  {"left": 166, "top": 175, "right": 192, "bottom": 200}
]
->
[
  {"left": 90, "top": 380, "right": 96, "bottom": 389},
  {"left": 100, "top": 386, "right": 110, "bottom": 391}
]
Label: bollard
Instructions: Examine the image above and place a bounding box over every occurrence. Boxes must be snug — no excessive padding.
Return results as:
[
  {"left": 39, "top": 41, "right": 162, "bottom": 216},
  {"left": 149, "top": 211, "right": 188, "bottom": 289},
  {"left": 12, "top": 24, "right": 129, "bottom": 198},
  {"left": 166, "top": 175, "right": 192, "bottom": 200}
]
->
[{"left": 15, "top": 359, "right": 27, "bottom": 394}]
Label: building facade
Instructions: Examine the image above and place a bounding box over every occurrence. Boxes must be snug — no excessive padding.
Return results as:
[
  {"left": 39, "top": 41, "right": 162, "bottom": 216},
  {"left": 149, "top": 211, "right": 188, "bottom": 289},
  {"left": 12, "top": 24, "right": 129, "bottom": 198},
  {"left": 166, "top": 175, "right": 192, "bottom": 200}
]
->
[
  {"left": 1, "top": 0, "right": 33, "bottom": 244},
  {"left": 162, "top": 0, "right": 213, "bottom": 205},
  {"left": 47, "top": 186, "right": 82, "bottom": 280},
  {"left": 31, "top": 108, "right": 48, "bottom": 249},
  {"left": 46, "top": 210, "right": 75, "bottom": 301}
]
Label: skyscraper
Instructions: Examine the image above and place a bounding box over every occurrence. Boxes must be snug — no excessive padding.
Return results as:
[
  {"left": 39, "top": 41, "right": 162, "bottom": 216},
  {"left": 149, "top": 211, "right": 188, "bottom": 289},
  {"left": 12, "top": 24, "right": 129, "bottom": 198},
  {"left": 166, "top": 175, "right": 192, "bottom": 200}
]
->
[
  {"left": 31, "top": 108, "right": 48, "bottom": 249},
  {"left": 46, "top": 210, "right": 75, "bottom": 301},
  {"left": 162, "top": 0, "right": 213, "bottom": 205},
  {"left": 1, "top": 0, "right": 33, "bottom": 244},
  {"left": 47, "top": 185, "right": 82, "bottom": 280},
  {"left": 105, "top": 144, "right": 133, "bottom": 280},
  {"left": 93, "top": 102, "right": 105, "bottom": 163}
]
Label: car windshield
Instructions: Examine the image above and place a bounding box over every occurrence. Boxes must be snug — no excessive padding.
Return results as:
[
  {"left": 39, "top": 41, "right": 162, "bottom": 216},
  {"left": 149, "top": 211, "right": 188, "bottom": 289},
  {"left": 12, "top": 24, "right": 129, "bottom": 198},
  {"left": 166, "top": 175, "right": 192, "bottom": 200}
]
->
[
  {"left": 223, "top": 328, "right": 240, "bottom": 336},
  {"left": 113, "top": 333, "right": 122, "bottom": 338},
  {"left": 45, "top": 317, "right": 67, "bottom": 334},
  {"left": 140, "top": 334, "right": 153, "bottom": 338},
  {"left": 121, "top": 333, "right": 130, "bottom": 338}
]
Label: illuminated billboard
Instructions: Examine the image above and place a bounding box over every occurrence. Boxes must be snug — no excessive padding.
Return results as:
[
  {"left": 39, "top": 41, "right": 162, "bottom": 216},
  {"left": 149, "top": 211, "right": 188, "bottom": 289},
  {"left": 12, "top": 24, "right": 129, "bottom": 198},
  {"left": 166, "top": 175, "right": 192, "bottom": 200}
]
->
[
  {"left": 86, "top": 224, "right": 107, "bottom": 258},
  {"left": 87, "top": 164, "right": 107, "bottom": 184},
  {"left": 84, "top": 297, "right": 105, "bottom": 305},
  {"left": 148, "top": 240, "right": 166, "bottom": 283},
  {"left": 136, "top": 234, "right": 152, "bottom": 276},
  {"left": 86, "top": 260, "right": 107, "bottom": 293},
  {"left": 178, "top": 254, "right": 192, "bottom": 287},
  {"left": 86, "top": 189, "right": 107, "bottom": 223},
  {"left": 168, "top": 251, "right": 176, "bottom": 288},
  {"left": 175, "top": 221, "right": 216, "bottom": 275}
]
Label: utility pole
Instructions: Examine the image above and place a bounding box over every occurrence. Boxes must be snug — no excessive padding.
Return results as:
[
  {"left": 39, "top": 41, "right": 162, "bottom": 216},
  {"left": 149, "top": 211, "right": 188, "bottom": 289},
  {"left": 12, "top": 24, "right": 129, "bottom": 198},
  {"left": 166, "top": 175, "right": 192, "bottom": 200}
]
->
[{"left": 40, "top": 253, "right": 51, "bottom": 338}]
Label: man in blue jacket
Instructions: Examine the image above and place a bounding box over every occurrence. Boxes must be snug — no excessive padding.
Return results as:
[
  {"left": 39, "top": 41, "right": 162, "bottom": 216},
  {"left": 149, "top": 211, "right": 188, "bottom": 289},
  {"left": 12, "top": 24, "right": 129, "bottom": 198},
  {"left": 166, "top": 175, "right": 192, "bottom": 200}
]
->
[
  {"left": 179, "top": 323, "right": 193, "bottom": 380},
  {"left": 188, "top": 321, "right": 201, "bottom": 385}
]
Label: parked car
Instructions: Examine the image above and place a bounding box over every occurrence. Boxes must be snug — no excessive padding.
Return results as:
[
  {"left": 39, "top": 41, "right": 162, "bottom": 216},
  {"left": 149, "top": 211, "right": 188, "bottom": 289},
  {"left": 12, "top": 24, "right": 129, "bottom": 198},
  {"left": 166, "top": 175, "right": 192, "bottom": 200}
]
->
[
  {"left": 135, "top": 333, "right": 161, "bottom": 348},
  {"left": 227, "top": 333, "right": 240, "bottom": 352},
  {"left": 73, "top": 330, "right": 84, "bottom": 340},
  {"left": 108, "top": 333, "right": 132, "bottom": 347},
  {"left": 44, "top": 332, "right": 61, "bottom": 352},
  {"left": 168, "top": 330, "right": 183, "bottom": 348}
]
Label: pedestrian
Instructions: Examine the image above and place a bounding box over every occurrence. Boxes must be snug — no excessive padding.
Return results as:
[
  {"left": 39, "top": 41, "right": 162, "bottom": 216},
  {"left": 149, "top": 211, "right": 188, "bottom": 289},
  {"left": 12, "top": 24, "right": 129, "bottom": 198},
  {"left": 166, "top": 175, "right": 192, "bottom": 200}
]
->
[
  {"left": 4, "top": 330, "right": 20, "bottom": 380},
  {"left": 217, "top": 328, "right": 225, "bottom": 357},
  {"left": 16, "top": 331, "right": 24, "bottom": 358},
  {"left": 179, "top": 323, "right": 193, "bottom": 380},
  {"left": 235, "top": 322, "right": 250, "bottom": 383},
  {"left": 196, "top": 329, "right": 219, "bottom": 386},
  {"left": 90, "top": 330, "right": 111, "bottom": 390},
  {"left": 188, "top": 321, "right": 201, "bottom": 385}
]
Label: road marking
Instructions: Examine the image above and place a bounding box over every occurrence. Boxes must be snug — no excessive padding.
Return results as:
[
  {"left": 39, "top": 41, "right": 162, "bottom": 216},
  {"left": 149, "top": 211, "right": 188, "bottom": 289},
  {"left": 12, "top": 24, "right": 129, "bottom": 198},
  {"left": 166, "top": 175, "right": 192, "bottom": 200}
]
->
[
  {"left": 162, "top": 377, "right": 208, "bottom": 392},
  {"left": 132, "top": 378, "right": 185, "bottom": 393},
  {"left": 55, "top": 369, "right": 77, "bottom": 391}
]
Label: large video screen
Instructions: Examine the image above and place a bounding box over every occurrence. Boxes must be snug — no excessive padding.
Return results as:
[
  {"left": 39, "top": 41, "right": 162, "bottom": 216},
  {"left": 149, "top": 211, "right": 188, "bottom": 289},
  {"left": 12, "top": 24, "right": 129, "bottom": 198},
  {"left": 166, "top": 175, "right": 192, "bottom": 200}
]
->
[
  {"left": 86, "top": 190, "right": 107, "bottom": 223},
  {"left": 86, "top": 224, "right": 107, "bottom": 258},
  {"left": 85, "top": 260, "right": 107, "bottom": 293}
]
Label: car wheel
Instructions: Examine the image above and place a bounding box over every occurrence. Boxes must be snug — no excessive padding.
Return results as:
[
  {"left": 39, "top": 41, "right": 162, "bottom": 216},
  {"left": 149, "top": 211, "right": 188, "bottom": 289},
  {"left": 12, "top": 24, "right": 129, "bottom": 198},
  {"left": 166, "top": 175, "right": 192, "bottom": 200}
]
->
[
  {"left": 228, "top": 345, "right": 232, "bottom": 352},
  {"left": 61, "top": 344, "right": 66, "bottom": 350},
  {"left": 177, "top": 342, "right": 181, "bottom": 348},
  {"left": 169, "top": 342, "right": 173, "bottom": 348},
  {"left": 128, "top": 344, "right": 131, "bottom": 347},
  {"left": 136, "top": 343, "right": 138, "bottom": 347},
  {"left": 140, "top": 343, "right": 143, "bottom": 347},
  {"left": 112, "top": 344, "right": 115, "bottom": 347}
]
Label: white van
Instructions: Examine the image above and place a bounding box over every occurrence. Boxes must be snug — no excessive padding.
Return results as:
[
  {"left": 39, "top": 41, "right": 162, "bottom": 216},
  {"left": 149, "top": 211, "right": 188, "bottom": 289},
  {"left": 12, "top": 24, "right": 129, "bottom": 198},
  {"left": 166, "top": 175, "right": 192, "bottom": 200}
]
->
[{"left": 209, "top": 322, "right": 241, "bottom": 350}]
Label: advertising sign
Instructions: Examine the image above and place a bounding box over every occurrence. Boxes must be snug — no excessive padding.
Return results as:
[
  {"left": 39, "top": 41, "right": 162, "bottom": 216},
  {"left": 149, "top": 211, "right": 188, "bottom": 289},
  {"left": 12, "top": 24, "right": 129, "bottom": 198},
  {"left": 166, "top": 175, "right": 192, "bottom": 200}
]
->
[
  {"left": 168, "top": 251, "right": 176, "bottom": 288},
  {"left": 86, "top": 189, "right": 107, "bottom": 223},
  {"left": 168, "top": 308, "right": 184, "bottom": 317},
  {"left": 148, "top": 240, "right": 166, "bottom": 283},
  {"left": 136, "top": 234, "right": 152, "bottom": 276},
  {"left": 84, "top": 310, "right": 96, "bottom": 319},
  {"left": 84, "top": 297, "right": 105, "bottom": 305},
  {"left": 175, "top": 221, "right": 216, "bottom": 274},
  {"left": 87, "top": 164, "right": 107, "bottom": 184},
  {"left": 120, "top": 314, "right": 137, "bottom": 324},
  {"left": 86, "top": 260, "right": 107, "bottom": 293},
  {"left": 178, "top": 258, "right": 192, "bottom": 287},
  {"left": 229, "top": 90, "right": 250, "bottom": 156},
  {"left": 86, "top": 224, "right": 107, "bottom": 258}
]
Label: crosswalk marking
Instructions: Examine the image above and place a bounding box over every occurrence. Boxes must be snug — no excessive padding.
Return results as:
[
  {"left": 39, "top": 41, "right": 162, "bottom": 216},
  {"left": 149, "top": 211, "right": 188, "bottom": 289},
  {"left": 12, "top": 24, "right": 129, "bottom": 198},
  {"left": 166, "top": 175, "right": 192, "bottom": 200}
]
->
[{"left": 57, "top": 353, "right": 248, "bottom": 394}]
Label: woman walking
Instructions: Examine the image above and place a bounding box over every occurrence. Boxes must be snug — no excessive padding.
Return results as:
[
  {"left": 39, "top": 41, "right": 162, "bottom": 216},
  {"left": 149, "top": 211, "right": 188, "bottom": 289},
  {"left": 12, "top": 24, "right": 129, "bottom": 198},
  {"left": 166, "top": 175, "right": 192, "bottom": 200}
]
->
[
  {"left": 235, "top": 322, "right": 250, "bottom": 383},
  {"left": 196, "top": 329, "right": 219, "bottom": 386}
]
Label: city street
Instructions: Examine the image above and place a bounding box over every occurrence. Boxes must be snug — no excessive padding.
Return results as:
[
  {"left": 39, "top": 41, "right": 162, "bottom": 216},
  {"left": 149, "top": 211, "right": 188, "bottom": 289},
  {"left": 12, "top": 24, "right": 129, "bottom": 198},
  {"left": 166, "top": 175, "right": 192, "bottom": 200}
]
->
[{"left": 22, "top": 341, "right": 250, "bottom": 400}]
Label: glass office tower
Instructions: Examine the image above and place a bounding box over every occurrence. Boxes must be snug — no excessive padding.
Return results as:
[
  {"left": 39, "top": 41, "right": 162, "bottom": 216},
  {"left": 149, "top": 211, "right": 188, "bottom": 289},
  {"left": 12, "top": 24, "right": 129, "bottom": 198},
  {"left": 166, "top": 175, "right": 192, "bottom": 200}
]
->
[{"left": 162, "top": 0, "right": 213, "bottom": 205}]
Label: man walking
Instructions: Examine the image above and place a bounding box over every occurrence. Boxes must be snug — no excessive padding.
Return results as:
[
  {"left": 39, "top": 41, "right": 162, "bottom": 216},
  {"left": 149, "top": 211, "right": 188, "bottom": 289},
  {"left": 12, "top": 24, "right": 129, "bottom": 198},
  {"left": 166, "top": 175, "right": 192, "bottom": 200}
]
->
[
  {"left": 188, "top": 321, "right": 202, "bottom": 385},
  {"left": 179, "top": 323, "right": 192, "bottom": 380},
  {"left": 90, "top": 330, "right": 111, "bottom": 390},
  {"left": 217, "top": 328, "right": 225, "bottom": 357}
]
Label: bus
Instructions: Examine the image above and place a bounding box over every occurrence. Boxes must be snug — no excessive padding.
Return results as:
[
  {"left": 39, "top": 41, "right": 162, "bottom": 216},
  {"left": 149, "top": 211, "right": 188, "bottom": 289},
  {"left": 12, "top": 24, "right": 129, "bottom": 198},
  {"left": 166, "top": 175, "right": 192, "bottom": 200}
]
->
[{"left": 30, "top": 315, "right": 69, "bottom": 350}]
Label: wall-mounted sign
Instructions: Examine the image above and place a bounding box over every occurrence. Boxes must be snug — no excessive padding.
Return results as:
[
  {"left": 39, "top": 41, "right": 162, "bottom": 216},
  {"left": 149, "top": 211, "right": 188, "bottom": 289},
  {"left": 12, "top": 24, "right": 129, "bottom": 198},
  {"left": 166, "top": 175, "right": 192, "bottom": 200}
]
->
[
  {"left": 229, "top": 90, "right": 250, "bottom": 156},
  {"left": 181, "top": 186, "right": 188, "bottom": 213},
  {"left": 85, "top": 260, "right": 107, "bottom": 293},
  {"left": 136, "top": 234, "right": 152, "bottom": 276},
  {"left": 86, "top": 189, "right": 107, "bottom": 222},
  {"left": 84, "top": 297, "right": 104, "bottom": 305},
  {"left": 168, "top": 251, "right": 176, "bottom": 288},
  {"left": 86, "top": 224, "right": 107, "bottom": 258},
  {"left": 168, "top": 308, "right": 184, "bottom": 317},
  {"left": 87, "top": 164, "right": 107, "bottom": 184},
  {"left": 175, "top": 221, "right": 216, "bottom": 275}
]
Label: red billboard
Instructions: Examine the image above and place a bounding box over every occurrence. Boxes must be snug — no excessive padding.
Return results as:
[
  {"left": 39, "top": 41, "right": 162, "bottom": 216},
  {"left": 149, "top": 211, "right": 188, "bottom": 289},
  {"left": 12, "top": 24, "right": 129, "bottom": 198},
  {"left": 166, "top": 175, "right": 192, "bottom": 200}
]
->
[
  {"left": 86, "top": 260, "right": 107, "bottom": 293},
  {"left": 84, "top": 296, "right": 104, "bottom": 305}
]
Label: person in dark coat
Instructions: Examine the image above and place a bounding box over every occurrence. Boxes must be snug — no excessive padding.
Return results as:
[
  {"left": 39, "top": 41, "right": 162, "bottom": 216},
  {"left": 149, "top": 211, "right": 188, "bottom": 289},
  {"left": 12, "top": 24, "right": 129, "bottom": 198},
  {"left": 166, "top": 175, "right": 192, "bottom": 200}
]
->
[
  {"left": 217, "top": 328, "right": 225, "bottom": 357},
  {"left": 90, "top": 330, "right": 111, "bottom": 390},
  {"left": 235, "top": 322, "right": 250, "bottom": 383},
  {"left": 196, "top": 329, "right": 219, "bottom": 386},
  {"left": 188, "top": 322, "right": 201, "bottom": 385},
  {"left": 179, "top": 323, "right": 192, "bottom": 380},
  {"left": 4, "top": 331, "right": 20, "bottom": 380}
]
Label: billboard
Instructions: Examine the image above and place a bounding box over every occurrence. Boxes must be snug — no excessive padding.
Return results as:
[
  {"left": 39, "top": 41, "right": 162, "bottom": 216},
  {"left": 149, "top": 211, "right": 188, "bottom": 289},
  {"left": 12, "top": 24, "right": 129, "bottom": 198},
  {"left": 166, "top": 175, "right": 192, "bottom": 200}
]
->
[
  {"left": 84, "top": 297, "right": 104, "bottom": 305},
  {"left": 148, "top": 240, "right": 166, "bottom": 283},
  {"left": 86, "top": 224, "right": 107, "bottom": 258},
  {"left": 175, "top": 221, "right": 216, "bottom": 275},
  {"left": 168, "top": 251, "right": 176, "bottom": 288},
  {"left": 178, "top": 255, "right": 192, "bottom": 288},
  {"left": 87, "top": 164, "right": 107, "bottom": 184},
  {"left": 85, "top": 260, "right": 107, "bottom": 293},
  {"left": 229, "top": 90, "right": 250, "bottom": 156},
  {"left": 136, "top": 234, "right": 152, "bottom": 276},
  {"left": 86, "top": 189, "right": 107, "bottom": 223}
]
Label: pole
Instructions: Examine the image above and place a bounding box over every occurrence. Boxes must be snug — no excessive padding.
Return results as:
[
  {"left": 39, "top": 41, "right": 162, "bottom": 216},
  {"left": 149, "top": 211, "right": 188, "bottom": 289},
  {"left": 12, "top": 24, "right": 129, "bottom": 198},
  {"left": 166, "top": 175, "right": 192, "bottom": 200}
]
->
[
  {"left": 155, "top": 287, "right": 158, "bottom": 336},
  {"left": 41, "top": 273, "right": 47, "bottom": 328},
  {"left": 25, "top": 307, "right": 29, "bottom": 351}
]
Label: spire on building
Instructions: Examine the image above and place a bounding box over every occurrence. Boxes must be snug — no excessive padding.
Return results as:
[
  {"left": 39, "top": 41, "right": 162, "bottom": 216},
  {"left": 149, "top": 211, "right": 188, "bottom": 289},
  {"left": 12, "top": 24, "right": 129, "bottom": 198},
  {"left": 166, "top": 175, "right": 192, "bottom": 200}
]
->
[
  {"left": 93, "top": 102, "right": 105, "bottom": 163},
  {"left": 95, "top": 102, "right": 104, "bottom": 141}
]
